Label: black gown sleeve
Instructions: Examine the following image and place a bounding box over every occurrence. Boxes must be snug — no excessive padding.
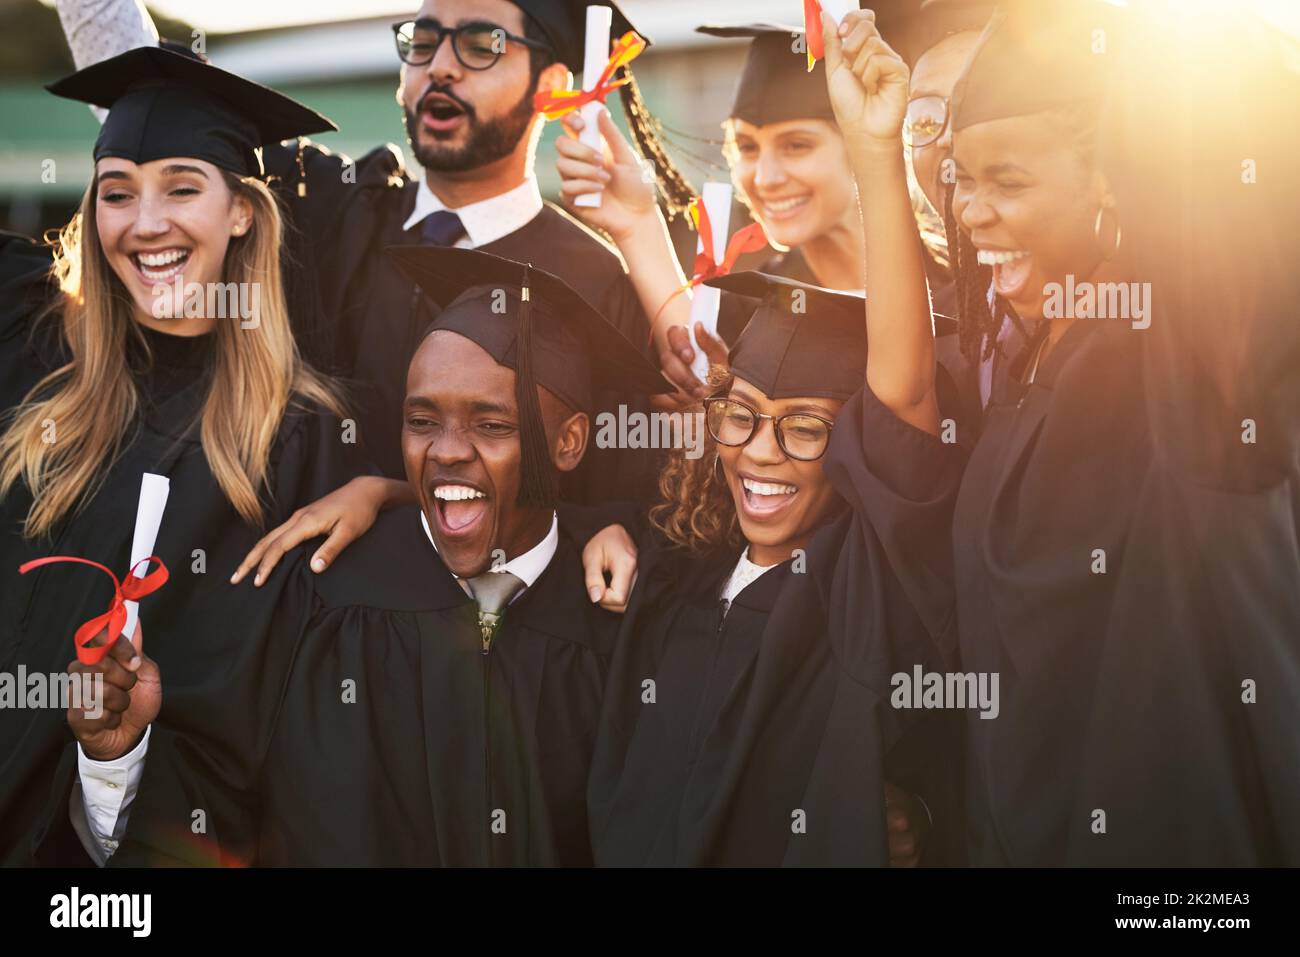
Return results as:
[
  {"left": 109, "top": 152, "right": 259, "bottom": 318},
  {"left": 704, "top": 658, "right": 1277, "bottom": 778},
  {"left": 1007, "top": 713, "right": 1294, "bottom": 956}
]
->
[
  {"left": 822, "top": 384, "right": 968, "bottom": 665},
  {"left": 108, "top": 557, "right": 322, "bottom": 867}
]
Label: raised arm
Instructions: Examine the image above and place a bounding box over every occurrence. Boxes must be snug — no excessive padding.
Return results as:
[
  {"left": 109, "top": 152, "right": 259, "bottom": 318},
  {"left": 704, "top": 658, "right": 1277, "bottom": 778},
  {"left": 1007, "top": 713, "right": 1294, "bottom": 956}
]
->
[
  {"left": 823, "top": 10, "right": 939, "bottom": 436},
  {"left": 55, "top": 0, "right": 159, "bottom": 120},
  {"left": 555, "top": 109, "right": 724, "bottom": 399}
]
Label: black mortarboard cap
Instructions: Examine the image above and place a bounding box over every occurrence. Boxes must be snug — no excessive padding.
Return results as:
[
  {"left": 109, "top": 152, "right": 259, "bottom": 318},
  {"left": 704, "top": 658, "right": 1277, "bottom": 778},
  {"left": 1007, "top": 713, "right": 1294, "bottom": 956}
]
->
[
  {"left": 708, "top": 271, "right": 956, "bottom": 401},
  {"left": 512, "top": 0, "right": 645, "bottom": 72},
  {"left": 387, "top": 246, "right": 671, "bottom": 507},
  {"left": 899, "top": 0, "right": 996, "bottom": 67},
  {"left": 951, "top": 0, "right": 1124, "bottom": 132},
  {"left": 706, "top": 272, "right": 868, "bottom": 401},
  {"left": 46, "top": 46, "right": 336, "bottom": 179},
  {"left": 698, "top": 23, "right": 835, "bottom": 126},
  {"left": 699, "top": 5, "right": 921, "bottom": 127}
]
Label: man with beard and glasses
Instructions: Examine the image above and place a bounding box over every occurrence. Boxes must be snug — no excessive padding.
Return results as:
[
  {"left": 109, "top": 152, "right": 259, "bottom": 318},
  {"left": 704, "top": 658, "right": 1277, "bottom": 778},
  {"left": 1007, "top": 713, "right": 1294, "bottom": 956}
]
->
[{"left": 53, "top": 0, "right": 685, "bottom": 508}]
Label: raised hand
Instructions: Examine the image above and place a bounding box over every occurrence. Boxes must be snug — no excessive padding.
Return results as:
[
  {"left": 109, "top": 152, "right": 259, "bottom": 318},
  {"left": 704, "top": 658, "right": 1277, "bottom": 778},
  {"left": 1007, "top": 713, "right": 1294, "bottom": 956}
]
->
[
  {"left": 556, "top": 108, "right": 659, "bottom": 244},
  {"left": 822, "top": 9, "right": 911, "bottom": 149},
  {"left": 67, "top": 623, "right": 160, "bottom": 762}
]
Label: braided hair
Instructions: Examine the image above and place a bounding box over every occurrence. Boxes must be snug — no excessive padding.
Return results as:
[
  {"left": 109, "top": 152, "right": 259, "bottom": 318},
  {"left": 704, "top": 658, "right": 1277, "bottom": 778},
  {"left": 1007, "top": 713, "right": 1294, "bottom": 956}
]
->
[
  {"left": 942, "top": 180, "right": 1000, "bottom": 363},
  {"left": 618, "top": 72, "right": 696, "bottom": 220}
]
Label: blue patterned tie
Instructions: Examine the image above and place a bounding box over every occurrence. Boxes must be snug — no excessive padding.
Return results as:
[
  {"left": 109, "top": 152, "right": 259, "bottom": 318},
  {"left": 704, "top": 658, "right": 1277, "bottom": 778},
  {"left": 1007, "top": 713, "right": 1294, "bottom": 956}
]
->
[{"left": 419, "top": 209, "right": 466, "bottom": 247}]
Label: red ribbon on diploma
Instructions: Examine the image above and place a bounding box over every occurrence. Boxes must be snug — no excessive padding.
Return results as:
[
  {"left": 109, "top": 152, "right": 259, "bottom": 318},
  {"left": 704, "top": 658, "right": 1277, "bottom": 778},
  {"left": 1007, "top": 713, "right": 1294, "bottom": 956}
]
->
[
  {"left": 18, "top": 555, "right": 168, "bottom": 664},
  {"left": 804, "top": 0, "right": 825, "bottom": 72},
  {"left": 533, "top": 31, "right": 646, "bottom": 119},
  {"left": 689, "top": 198, "right": 770, "bottom": 286},
  {"left": 651, "top": 197, "right": 770, "bottom": 326}
]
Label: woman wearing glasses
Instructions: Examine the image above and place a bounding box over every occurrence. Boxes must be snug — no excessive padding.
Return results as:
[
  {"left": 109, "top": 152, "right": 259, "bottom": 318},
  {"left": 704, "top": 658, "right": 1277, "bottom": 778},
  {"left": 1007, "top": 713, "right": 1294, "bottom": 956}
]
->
[
  {"left": 577, "top": 20, "right": 962, "bottom": 867},
  {"left": 583, "top": 272, "right": 955, "bottom": 866}
]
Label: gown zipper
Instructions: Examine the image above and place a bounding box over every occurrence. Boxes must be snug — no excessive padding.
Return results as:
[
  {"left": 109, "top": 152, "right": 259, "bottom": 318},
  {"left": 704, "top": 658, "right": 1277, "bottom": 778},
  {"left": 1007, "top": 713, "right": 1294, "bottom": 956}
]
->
[{"left": 480, "top": 616, "right": 494, "bottom": 864}]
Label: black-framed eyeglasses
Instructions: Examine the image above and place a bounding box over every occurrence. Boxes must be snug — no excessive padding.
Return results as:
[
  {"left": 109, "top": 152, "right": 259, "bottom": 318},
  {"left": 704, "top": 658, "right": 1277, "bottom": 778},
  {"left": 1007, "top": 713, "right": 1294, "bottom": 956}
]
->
[
  {"left": 905, "top": 94, "right": 950, "bottom": 149},
  {"left": 705, "top": 397, "right": 835, "bottom": 462},
  {"left": 392, "top": 19, "right": 551, "bottom": 71}
]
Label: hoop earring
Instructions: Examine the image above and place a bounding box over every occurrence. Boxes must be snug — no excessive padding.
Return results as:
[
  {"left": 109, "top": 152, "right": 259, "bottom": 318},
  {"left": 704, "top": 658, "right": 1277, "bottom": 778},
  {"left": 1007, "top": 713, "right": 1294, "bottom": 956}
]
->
[{"left": 1093, "top": 205, "right": 1122, "bottom": 260}]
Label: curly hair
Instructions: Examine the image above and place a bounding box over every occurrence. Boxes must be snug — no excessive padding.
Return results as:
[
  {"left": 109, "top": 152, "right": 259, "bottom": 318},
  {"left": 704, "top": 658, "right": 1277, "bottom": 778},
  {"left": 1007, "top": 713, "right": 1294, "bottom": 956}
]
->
[{"left": 648, "top": 368, "right": 743, "bottom": 554}]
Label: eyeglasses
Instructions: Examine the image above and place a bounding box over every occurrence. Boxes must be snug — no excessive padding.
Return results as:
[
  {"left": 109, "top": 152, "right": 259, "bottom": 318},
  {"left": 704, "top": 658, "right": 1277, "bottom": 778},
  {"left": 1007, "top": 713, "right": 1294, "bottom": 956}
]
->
[
  {"left": 392, "top": 19, "right": 551, "bottom": 71},
  {"left": 705, "top": 397, "right": 835, "bottom": 462},
  {"left": 904, "top": 94, "right": 949, "bottom": 149}
]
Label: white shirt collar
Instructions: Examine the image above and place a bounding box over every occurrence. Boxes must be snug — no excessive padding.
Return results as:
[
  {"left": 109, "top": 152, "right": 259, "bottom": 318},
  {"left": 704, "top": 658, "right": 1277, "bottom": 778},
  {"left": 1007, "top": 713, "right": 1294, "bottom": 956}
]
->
[
  {"left": 420, "top": 509, "right": 559, "bottom": 590},
  {"left": 402, "top": 174, "right": 544, "bottom": 247},
  {"left": 719, "top": 546, "right": 780, "bottom": 605}
]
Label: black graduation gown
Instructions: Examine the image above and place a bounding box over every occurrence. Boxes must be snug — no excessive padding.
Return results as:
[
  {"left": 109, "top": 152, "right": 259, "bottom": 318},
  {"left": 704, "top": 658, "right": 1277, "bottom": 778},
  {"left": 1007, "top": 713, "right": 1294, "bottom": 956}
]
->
[
  {"left": 587, "top": 428, "right": 959, "bottom": 866},
  {"left": 0, "top": 244, "right": 365, "bottom": 865},
  {"left": 107, "top": 507, "right": 620, "bottom": 867},
  {"left": 850, "top": 315, "right": 1300, "bottom": 866},
  {"left": 262, "top": 142, "right": 658, "bottom": 506}
]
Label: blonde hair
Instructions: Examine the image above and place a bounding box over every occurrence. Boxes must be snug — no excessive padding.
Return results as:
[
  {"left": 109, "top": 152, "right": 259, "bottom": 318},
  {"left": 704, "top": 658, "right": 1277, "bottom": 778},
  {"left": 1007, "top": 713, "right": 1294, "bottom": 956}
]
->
[{"left": 0, "top": 173, "right": 342, "bottom": 539}]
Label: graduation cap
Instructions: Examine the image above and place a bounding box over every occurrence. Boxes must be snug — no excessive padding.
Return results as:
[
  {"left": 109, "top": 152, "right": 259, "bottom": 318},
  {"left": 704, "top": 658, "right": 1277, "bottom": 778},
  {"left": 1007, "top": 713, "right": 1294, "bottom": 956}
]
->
[
  {"left": 705, "top": 272, "right": 868, "bottom": 401},
  {"left": 512, "top": 0, "right": 645, "bottom": 71},
  {"left": 697, "top": 23, "right": 835, "bottom": 127},
  {"left": 46, "top": 46, "right": 336, "bottom": 178},
  {"left": 708, "top": 271, "right": 957, "bottom": 401},
  {"left": 951, "top": 0, "right": 1125, "bottom": 133},
  {"left": 898, "top": 0, "right": 997, "bottom": 67},
  {"left": 386, "top": 246, "right": 672, "bottom": 508},
  {"left": 699, "top": 6, "right": 921, "bottom": 127}
]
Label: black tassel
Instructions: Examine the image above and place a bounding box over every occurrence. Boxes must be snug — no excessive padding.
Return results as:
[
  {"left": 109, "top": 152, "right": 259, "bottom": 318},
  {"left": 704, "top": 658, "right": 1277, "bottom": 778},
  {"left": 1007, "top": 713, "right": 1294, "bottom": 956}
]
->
[{"left": 514, "top": 266, "right": 558, "bottom": 509}]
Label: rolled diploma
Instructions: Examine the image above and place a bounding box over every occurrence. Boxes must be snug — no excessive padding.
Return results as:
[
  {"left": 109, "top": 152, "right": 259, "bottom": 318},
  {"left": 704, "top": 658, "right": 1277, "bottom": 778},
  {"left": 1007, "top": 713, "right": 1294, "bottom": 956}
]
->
[
  {"left": 689, "top": 182, "right": 733, "bottom": 381},
  {"left": 120, "top": 472, "right": 170, "bottom": 641},
  {"left": 574, "top": 5, "right": 613, "bottom": 209}
]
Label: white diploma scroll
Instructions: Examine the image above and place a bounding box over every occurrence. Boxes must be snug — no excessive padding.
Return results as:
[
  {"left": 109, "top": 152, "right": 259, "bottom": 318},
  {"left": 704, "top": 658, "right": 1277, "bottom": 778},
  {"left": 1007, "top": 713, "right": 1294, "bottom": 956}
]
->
[
  {"left": 120, "top": 472, "right": 170, "bottom": 641},
  {"left": 689, "top": 182, "right": 734, "bottom": 382},
  {"left": 819, "top": 0, "right": 858, "bottom": 27},
  {"left": 575, "top": 5, "right": 613, "bottom": 209}
]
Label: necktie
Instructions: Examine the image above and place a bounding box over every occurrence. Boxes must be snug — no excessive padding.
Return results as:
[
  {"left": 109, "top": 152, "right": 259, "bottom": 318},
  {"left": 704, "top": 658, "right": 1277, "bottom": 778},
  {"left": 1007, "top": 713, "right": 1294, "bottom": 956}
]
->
[
  {"left": 465, "top": 570, "right": 526, "bottom": 654},
  {"left": 420, "top": 209, "right": 467, "bottom": 247}
]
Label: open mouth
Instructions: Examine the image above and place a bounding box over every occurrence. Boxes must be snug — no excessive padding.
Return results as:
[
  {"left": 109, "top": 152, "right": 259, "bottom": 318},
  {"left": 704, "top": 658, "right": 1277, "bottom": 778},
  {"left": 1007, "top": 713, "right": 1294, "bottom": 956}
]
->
[
  {"left": 431, "top": 482, "right": 489, "bottom": 537},
  {"left": 131, "top": 248, "right": 190, "bottom": 284},
  {"left": 421, "top": 94, "right": 468, "bottom": 133},
  {"left": 976, "top": 247, "right": 1032, "bottom": 300},
  {"left": 760, "top": 194, "right": 811, "bottom": 222},
  {"left": 739, "top": 475, "right": 799, "bottom": 520}
]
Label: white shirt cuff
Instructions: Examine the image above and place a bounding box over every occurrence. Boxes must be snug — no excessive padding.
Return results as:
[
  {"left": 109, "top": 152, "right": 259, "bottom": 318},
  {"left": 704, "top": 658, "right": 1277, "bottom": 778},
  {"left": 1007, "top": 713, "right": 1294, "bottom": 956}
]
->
[{"left": 71, "top": 725, "right": 151, "bottom": 865}]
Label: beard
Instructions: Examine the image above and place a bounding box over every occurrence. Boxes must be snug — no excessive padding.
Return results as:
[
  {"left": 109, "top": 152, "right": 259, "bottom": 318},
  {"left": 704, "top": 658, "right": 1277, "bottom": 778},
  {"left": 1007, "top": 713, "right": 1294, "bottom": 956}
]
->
[{"left": 405, "top": 82, "right": 537, "bottom": 173}]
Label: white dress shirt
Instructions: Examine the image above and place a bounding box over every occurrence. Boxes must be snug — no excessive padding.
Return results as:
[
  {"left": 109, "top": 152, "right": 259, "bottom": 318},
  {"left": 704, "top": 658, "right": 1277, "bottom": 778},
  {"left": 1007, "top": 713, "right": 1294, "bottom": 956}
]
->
[
  {"left": 74, "top": 511, "right": 560, "bottom": 862},
  {"left": 420, "top": 509, "right": 559, "bottom": 595},
  {"left": 402, "top": 174, "right": 544, "bottom": 249}
]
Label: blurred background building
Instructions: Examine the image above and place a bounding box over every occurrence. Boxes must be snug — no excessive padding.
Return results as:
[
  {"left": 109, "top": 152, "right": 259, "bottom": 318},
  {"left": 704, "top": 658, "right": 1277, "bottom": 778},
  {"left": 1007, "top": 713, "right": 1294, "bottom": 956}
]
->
[{"left": 0, "top": 0, "right": 810, "bottom": 238}]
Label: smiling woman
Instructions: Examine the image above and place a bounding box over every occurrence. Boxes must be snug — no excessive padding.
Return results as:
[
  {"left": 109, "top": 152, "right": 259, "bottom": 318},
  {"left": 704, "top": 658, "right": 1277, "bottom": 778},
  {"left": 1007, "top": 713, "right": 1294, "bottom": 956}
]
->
[
  {"left": 580, "top": 271, "right": 957, "bottom": 867},
  {"left": 0, "top": 46, "right": 367, "bottom": 866}
]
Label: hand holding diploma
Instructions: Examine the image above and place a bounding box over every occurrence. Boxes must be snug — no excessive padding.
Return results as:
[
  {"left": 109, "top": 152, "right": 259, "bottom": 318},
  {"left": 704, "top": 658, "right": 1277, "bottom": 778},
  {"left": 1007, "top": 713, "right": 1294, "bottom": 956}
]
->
[
  {"left": 67, "top": 619, "right": 160, "bottom": 762},
  {"left": 556, "top": 107, "right": 655, "bottom": 244}
]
